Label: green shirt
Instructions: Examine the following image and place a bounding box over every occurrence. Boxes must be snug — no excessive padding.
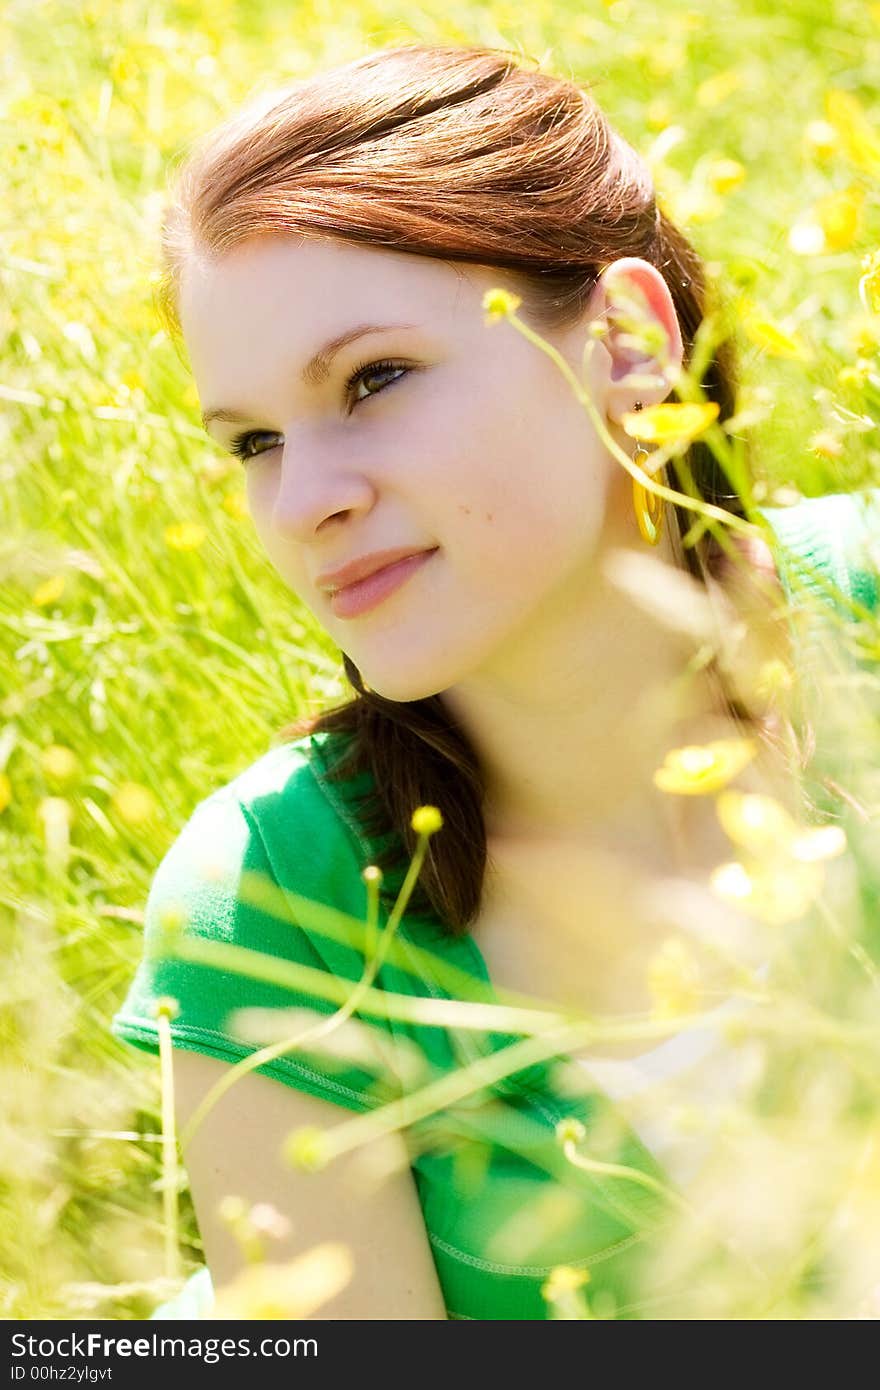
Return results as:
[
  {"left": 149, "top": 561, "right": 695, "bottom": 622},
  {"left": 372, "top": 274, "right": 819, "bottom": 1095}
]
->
[{"left": 112, "top": 487, "right": 880, "bottom": 1320}]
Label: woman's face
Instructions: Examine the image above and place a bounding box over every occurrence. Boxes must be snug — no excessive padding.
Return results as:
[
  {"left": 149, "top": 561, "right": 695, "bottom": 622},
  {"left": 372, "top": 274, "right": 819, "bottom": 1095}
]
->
[{"left": 180, "top": 235, "right": 660, "bottom": 702}]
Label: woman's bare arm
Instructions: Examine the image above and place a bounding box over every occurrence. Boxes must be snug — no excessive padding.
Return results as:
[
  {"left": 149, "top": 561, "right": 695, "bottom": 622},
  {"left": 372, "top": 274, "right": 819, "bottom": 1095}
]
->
[{"left": 172, "top": 1049, "right": 448, "bottom": 1319}]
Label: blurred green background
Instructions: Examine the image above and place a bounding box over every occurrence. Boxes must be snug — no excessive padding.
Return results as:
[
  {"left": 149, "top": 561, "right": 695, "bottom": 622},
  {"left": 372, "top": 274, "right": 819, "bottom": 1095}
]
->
[{"left": 2, "top": 0, "right": 879, "bottom": 1318}]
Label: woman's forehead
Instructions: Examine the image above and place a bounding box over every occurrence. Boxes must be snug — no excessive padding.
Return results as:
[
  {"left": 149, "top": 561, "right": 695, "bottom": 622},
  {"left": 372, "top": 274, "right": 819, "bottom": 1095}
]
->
[
  {"left": 178, "top": 241, "right": 517, "bottom": 389},
  {"left": 180, "top": 234, "right": 486, "bottom": 308}
]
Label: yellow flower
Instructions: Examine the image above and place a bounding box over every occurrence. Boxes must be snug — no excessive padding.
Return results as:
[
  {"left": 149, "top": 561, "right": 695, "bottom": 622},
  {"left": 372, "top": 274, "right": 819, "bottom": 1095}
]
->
[
  {"left": 647, "top": 42, "right": 686, "bottom": 78},
  {"left": 709, "top": 857, "right": 826, "bottom": 925},
  {"left": 653, "top": 737, "right": 757, "bottom": 795},
  {"left": 646, "top": 97, "right": 674, "bottom": 132},
  {"left": 556, "top": 1117, "right": 587, "bottom": 1147},
  {"left": 110, "top": 50, "right": 141, "bottom": 86},
  {"left": 411, "top": 805, "right": 443, "bottom": 836},
  {"left": 164, "top": 522, "right": 206, "bottom": 551},
  {"left": 717, "top": 791, "right": 845, "bottom": 863},
  {"left": 41, "top": 745, "right": 80, "bottom": 784},
  {"left": 284, "top": 1125, "right": 330, "bottom": 1172},
  {"left": 156, "top": 903, "right": 187, "bottom": 944},
  {"left": 222, "top": 489, "right": 248, "bottom": 521},
  {"left": 33, "top": 575, "right": 66, "bottom": 607},
  {"left": 825, "top": 90, "right": 880, "bottom": 175},
  {"left": 742, "top": 311, "right": 810, "bottom": 360},
  {"left": 0, "top": 773, "right": 10, "bottom": 815},
  {"left": 543, "top": 1265, "right": 591, "bottom": 1300},
  {"left": 112, "top": 782, "right": 158, "bottom": 826},
  {"left": 706, "top": 158, "right": 747, "bottom": 195},
  {"left": 482, "top": 287, "right": 522, "bottom": 322},
  {"left": 696, "top": 69, "right": 743, "bottom": 108},
  {"left": 709, "top": 793, "right": 845, "bottom": 925},
  {"left": 151, "top": 996, "right": 180, "bottom": 1021},
  {"left": 714, "top": 789, "right": 797, "bottom": 855},
  {"left": 120, "top": 368, "right": 146, "bottom": 395},
  {"left": 814, "top": 184, "right": 865, "bottom": 251},
  {"left": 620, "top": 401, "right": 719, "bottom": 445},
  {"left": 837, "top": 362, "right": 873, "bottom": 390}
]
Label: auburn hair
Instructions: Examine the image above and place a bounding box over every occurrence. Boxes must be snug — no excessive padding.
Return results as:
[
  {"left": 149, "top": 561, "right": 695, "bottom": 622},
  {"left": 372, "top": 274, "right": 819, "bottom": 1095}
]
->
[{"left": 156, "top": 41, "right": 782, "bottom": 935}]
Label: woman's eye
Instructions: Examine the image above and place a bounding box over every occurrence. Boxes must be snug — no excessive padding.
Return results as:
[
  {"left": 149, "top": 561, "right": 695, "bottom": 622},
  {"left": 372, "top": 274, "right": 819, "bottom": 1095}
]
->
[
  {"left": 227, "top": 358, "right": 410, "bottom": 465},
  {"left": 346, "top": 358, "right": 409, "bottom": 405},
  {"left": 228, "top": 430, "right": 279, "bottom": 462}
]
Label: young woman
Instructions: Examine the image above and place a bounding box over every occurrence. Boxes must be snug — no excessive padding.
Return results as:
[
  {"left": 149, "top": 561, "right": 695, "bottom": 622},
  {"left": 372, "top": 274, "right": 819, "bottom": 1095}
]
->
[{"left": 112, "top": 41, "right": 876, "bottom": 1319}]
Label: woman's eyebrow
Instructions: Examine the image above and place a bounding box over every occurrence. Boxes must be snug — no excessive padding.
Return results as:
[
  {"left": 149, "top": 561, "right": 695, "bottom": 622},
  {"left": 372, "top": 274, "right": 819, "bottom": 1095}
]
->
[{"left": 201, "top": 321, "right": 418, "bottom": 432}]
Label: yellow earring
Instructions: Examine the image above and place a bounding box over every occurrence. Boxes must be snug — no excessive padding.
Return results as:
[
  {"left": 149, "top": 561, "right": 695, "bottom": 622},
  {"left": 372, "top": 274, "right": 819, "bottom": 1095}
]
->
[{"left": 629, "top": 402, "right": 664, "bottom": 545}]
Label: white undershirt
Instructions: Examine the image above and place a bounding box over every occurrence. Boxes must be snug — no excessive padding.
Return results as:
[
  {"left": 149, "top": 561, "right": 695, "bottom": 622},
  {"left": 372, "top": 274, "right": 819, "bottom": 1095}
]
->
[{"left": 577, "top": 963, "right": 768, "bottom": 1188}]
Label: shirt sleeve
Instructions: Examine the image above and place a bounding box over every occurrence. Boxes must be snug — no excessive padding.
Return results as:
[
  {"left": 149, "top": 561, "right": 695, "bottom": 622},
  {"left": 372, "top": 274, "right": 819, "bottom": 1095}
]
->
[
  {"left": 757, "top": 487, "right": 880, "bottom": 621},
  {"left": 110, "top": 785, "right": 400, "bottom": 1113},
  {"left": 756, "top": 487, "right": 880, "bottom": 707}
]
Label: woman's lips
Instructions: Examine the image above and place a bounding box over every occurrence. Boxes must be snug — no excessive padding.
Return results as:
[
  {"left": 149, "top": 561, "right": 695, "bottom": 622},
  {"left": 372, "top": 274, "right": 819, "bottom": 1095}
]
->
[{"left": 330, "top": 548, "right": 439, "bottom": 619}]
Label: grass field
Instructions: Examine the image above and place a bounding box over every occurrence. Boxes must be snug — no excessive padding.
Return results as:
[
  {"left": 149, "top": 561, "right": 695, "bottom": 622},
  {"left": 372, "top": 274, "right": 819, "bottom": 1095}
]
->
[{"left": 3, "top": 0, "right": 880, "bottom": 1319}]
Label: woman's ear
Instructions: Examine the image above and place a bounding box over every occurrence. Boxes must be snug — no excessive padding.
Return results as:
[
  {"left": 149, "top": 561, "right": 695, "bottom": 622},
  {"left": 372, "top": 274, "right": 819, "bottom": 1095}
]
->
[{"left": 588, "top": 257, "right": 685, "bottom": 420}]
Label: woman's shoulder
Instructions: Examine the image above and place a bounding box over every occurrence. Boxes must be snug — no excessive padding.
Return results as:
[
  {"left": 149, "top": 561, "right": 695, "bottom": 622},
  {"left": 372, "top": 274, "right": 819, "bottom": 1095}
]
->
[
  {"left": 205, "top": 729, "right": 339, "bottom": 819},
  {"left": 110, "top": 726, "right": 396, "bottom": 1105},
  {"left": 185, "top": 727, "right": 362, "bottom": 863},
  {"left": 157, "top": 728, "right": 373, "bottom": 929}
]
